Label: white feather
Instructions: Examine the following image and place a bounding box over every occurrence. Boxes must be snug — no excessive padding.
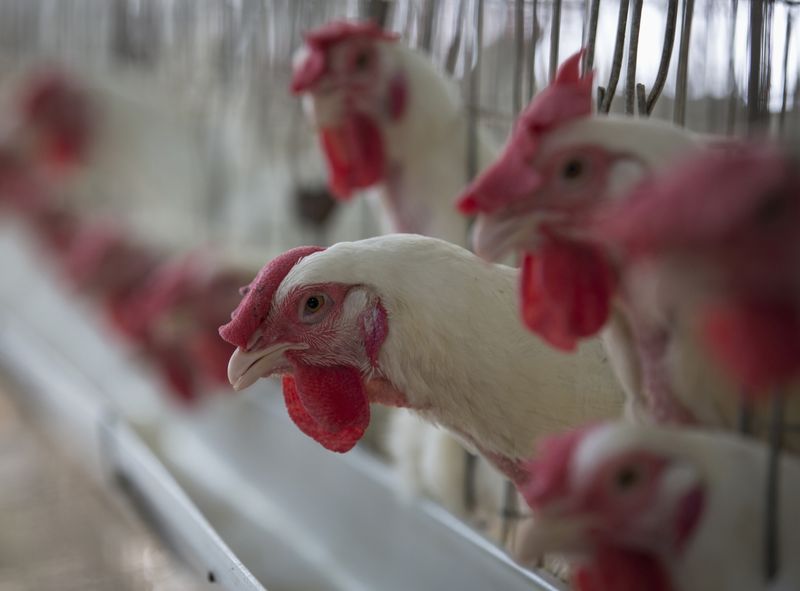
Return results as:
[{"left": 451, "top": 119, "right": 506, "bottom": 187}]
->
[{"left": 279, "top": 234, "right": 626, "bottom": 461}]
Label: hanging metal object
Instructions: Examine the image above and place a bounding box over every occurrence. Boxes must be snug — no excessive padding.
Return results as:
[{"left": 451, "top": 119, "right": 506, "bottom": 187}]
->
[
  {"left": 527, "top": 0, "right": 539, "bottom": 100},
  {"left": 636, "top": 0, "right": 678, "bottom": 116},
  {"left": 466, "top": 0, "right": 484, "bottom": 182},
  {"left": 747, "top": 0, "right": 766, "bottom": 128},
  {"left": 779, "top": 11, "right": 794, "bottom": 133},
  {"left": 513, "top": 0, "right": 525, "bottom": 118},
  {"left": 673, "top": 0, "right": 695, "bottom": 126},
  {"left": 598, "top": 0, "right": 629, "bottom": 113},
  {"left": 625, "top": 0, "right": 644, "bottom": 115},
  {"left": 444, "top": 0, "right": 466, "bottom": 75},
  {"left": 726, "top": 0, "right": 741, "bottom": 134},
  {"left": 549, "top": 0, "right": 563, "bottom": 83},
  {"left": 584, "top": 0, "right": 601, "bottom": 75}
]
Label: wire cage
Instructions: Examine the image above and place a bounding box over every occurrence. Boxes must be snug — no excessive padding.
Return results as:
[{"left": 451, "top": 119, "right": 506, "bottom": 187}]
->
[{"left": 0, "top": 0, "right": 797, "bottom": 589}]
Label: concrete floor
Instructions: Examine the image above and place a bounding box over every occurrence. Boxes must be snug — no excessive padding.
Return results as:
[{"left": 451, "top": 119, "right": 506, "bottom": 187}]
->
[{"left": 0, "top": 387, "right": 212, "bottom": 591}]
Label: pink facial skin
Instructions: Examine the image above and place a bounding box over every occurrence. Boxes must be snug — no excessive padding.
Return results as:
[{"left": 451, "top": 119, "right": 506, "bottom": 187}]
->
[
  {"left": 457, "top": 49, "right": 594, "bottom": 216},
  {"left": 455, "top": 50, "right": 624, "bottom": 351},
  {"left": 19, "top": 69, "right": 94, "bottom": 173},
  {"left": 521, "top": 425, "right": 705, "bottom": 591},
  {"left": 220, "top": 246, "right": 396, "bottom": 453},
  {"left": 595, "top": 143, "right": 800, "bottom": 394},
  {"left": 291, "top": 21, "right": 405, "bottom": 200}
]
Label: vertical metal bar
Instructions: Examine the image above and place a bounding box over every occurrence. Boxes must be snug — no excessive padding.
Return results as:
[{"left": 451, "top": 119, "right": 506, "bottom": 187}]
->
[
  {"left": 499, "top": 481, "right": 519, "bottom": 545},
  {"left": 549, "top": 0, "right": 563, "bottom": 82},
  {"left": 673, "top": 0, "right": 695, "bottom": 126},
  {"left": 738, "top": 397, "right": 754, "bottom": 435},
  {"left": 764, "top": 391, "right": 785, "bottom": 581},
  {"left": 761, "top": 1, "right": 775, "bottom": 126},
  {"left": 444, "top": 0, "right": 466, "bottom": 75},
  {"left": 599, "top": 0, "right": 630, "bottom": 113},
  {"left": 642, "top": 0, "right": 679, "bottom": 115},
  {"left": 466, "top": 0, "right": 484, "bottom": 181},
  {"left": 361, "top": 0, "right": 391, "bottom": 26},
  {"left": 419, "top": 0, "right": 435, "bottom": 52},
  {"left": 527, "top": 0, "right": 539, "bottom": 100},
  {"left": 779, "top": 12, "right": 793, "bottom": 134},
  {"left": 463, "top": 452, "right": 478, "bottom": 513},
  {"left": 513, "top": 0, "right": 525, "bottom": 118},
  {"left": 626, "top": 0, "right": 644, "bottom": 115},
  {"left": 585, "top": 0, "right": 601, "bottom": 74},
  {"left": 726, "top": 0, "right": 740, "bottom": 135},
  {"left": 747, "top": 0, "right": 764, "bottom": 129}
]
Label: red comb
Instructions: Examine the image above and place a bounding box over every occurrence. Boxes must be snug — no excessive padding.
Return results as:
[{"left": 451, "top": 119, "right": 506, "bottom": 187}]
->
[
  {"left": 218, "top": 246, "right": 325, "bottom": 349},
  {"left": 455, "top": 50, "right": 592, "bottom": 214},
  {"left": 290, "top": 21, "right": 399, "bottom": 93}
]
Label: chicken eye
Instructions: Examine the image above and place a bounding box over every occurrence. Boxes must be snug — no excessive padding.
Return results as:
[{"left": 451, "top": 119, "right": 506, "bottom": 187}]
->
[
  {"left": 754, "top": 191, "right": 788, "bottom": 226},
  {"left": 353, "top": 49, "right": 371, "bottom": 71},
  {"left": 304, "top": 295, "right": 325, "bottom": 313},
  {"left": 614, "top": 465, "right": 642, "bottom": 491},
  {"left": 562, "top": 158, "right": 585, "bottom": 181}
]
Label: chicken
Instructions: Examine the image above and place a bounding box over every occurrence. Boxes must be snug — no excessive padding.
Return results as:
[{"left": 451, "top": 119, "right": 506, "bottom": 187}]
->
[
  {"left": 17, "top": 69, "right": 95, "bottom": 175},
  {"left": 455, "top": 51, "right": 718, "bottom": 426},
  {"left": 60, "top": 220, "right": 160, "bottom": 335},
  {"left": 512, "top": 421, "right": 800, "bottom": 591},
  {"left": 291, "top": 19, "right": 503, "bottom": 516},
  {"left": 117, "top": 254, "right": 250, "bottom": 403},
  {"left": 291, "top": 20, "right": 498, "bottom": 245},
  {"left": 596, "top": 142, "right": 800, "bottom": 397},
  {"left": 0, "top": 69, "right": 93, "bottom": 220},
  {"left": 220, "top": 235, "right": 625, "bottom": 482}
]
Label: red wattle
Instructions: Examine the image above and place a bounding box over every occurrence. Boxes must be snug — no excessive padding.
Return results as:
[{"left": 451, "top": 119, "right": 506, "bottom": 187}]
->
[
  {"left": 701, "top": 297, "right": 800, "bottom": 394},
  {"left": 520, "top": 237, "right": 615, "bottom": 351},
  {"left": 320, "top": 113, "right": 384, "bottom": 199},
  {"left": 573, "top": 546, "right": 674, "bottom": 591},
  {"left": 281, "top": 364, "right": 369, "bottom": 453}
]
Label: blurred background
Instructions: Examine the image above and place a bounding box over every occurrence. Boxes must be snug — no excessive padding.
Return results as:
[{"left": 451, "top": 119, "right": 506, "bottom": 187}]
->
[{"left": 0, "top": 1, "right": 796, "bottom": 590}]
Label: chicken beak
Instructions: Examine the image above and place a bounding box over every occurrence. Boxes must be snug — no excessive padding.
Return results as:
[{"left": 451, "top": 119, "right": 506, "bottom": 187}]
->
[
  {"left": 472, "top": 213, "right": 530, "bottom": 262},
  {"left": 472, "top": 210, "right": 564, "bottom": 262},
  {"left": 509, "top": 513, "right": 592, "bottom": 567},
  {"left": 227, "top": 343, "right": 307, "bottom": 391}
]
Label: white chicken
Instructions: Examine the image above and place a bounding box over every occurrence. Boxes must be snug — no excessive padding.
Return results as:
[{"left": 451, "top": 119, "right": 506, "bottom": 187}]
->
[
  {"left": 290, "top": 20, "right": 498, "bottom": 244},
  {"left": 456, "top": 51, "right": 737, "bottom": 430},
  {"left": 221, "top": 235, "right": 625, "bottom": 484},
  {"left": 513, "top": 421, "right": 800, "bottom": 591},
  {"left": 291, "top": 20, "right": 502, "bottom": 517}
]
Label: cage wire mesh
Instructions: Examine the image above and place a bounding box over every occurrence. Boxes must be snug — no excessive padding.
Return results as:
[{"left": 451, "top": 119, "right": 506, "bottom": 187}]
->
[{"left": 0, "top": 0, "right": 798, "bottom": 581}]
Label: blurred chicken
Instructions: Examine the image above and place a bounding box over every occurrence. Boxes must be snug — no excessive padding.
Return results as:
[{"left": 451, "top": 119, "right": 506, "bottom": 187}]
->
[
  {"left": 597, "top": 142, "right": 800, "bottom": 398},
  {"left": 291, "top": 20, "right": 506, "bottom": 517},
  {"left": 291, "top": 20, "right": 498, "bottom": 244},
  {"left": 117, "top": 254, "right": 250, "bottom": 403},
  {"left": 61, "top": 220, "right": 160, "bottom": 328},
  {"left": 456, "top": 51, "right": 727, "bottom": 427},
  {"left": 513, "top": 422, "right": 800, "bottom": 591},
  {"left": 0, "top": 69, "right": 93, "bottom": 229},
  {"left": 220, "top": 235, "right": 624, "bottom": 483},
  {"left": 17, "top": 69, "right": 95, "bottom": 175}
]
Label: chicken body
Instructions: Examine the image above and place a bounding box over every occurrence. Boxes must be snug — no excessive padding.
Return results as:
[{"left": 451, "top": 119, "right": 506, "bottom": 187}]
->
[
  {"left": 221, "top": 235, "right": 625, "bottom": 482},
  {"left": 292, "top": 20, "right": 501, "bottom": 515}
]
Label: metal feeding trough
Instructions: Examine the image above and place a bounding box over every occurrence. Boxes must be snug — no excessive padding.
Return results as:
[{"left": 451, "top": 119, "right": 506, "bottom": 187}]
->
[{"left": 0, "top": 222, "right": 562, "bottom": 591}]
